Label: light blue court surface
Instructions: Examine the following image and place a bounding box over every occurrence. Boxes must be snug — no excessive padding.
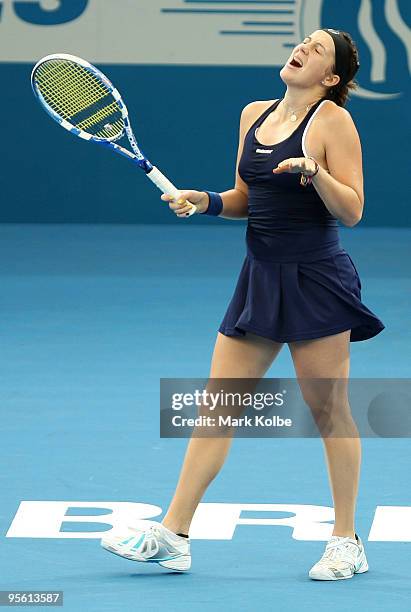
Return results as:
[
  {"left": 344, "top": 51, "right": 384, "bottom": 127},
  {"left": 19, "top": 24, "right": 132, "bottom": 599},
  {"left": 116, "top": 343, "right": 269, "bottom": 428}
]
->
[{"left": 0, "top": 224, "right": 410, "bottom": 612}]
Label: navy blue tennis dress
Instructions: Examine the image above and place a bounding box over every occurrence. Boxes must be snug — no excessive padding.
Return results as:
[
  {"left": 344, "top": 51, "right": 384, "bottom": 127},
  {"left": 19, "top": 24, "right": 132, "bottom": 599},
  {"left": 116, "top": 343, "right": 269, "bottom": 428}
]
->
[{"left": 218, "top": 98, "right": 385, "bottom": 343}]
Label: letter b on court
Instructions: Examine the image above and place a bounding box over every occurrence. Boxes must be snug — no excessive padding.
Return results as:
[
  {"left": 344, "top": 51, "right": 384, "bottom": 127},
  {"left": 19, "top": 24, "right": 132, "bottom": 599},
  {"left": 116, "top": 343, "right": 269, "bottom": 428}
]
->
[{"left": 6, "top": 501, "right": 162, "bottom": 538}]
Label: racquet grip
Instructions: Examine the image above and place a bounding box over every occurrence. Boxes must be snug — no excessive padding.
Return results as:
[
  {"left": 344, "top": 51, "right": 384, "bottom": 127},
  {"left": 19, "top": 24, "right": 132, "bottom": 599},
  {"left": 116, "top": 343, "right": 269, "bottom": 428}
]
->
[{"left": 147, "top": 166, "right": 197, "bottom": 217}]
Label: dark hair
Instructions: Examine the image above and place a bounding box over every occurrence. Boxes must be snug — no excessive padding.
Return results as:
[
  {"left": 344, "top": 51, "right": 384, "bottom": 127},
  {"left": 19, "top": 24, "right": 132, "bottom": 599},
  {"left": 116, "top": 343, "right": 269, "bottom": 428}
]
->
[{"left": 323, "top": 31, "right": 360, "bottom": 107}]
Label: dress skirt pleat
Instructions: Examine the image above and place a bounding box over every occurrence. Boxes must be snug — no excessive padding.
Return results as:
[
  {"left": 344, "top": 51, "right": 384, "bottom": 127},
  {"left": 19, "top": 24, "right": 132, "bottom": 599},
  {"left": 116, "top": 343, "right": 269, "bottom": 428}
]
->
[{"left": 219, "top": 250, "right": 384, "bottom": 343}]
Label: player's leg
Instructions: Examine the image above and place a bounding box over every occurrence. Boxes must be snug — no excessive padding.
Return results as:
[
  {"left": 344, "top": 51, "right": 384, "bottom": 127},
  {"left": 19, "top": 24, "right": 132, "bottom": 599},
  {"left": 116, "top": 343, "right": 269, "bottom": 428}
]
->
[
  {"left": 102, "top": 331, "right": 283, "bottom": 569},
  {"left": 162, "top": 331, "right": 283, "bottom": 535},
  {"left": 289, "top": 331, "right": 358, "bottom": 536},
  {"left": 289, "top": 331, "right": 368, "bottom": 579}
]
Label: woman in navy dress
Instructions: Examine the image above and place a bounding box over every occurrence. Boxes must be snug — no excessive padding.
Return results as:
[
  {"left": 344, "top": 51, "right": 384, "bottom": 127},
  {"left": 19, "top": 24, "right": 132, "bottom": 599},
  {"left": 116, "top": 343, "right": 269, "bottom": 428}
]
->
[{"left": 102, "top": 29, "right": 384, "bottom": 580}]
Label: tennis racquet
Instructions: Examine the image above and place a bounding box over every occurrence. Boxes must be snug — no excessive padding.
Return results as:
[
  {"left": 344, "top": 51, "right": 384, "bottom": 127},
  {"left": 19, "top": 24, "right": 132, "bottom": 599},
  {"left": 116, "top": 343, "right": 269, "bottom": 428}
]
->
[{"left": 31, "top": 53, "right": 197, "bottom": 216}]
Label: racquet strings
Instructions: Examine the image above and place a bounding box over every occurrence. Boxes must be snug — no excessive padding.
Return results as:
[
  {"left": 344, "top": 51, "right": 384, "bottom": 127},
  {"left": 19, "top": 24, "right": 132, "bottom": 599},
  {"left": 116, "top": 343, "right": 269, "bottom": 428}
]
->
[{"left": 33, "top": 59, "right": 124, "bottom": 139}]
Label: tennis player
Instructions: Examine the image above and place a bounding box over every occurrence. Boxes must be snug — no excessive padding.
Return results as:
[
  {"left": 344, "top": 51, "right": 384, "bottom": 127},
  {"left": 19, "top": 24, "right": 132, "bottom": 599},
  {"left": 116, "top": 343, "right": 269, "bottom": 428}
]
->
[{"left": 102, "top": 28, "right": 384, "bottom": 580}]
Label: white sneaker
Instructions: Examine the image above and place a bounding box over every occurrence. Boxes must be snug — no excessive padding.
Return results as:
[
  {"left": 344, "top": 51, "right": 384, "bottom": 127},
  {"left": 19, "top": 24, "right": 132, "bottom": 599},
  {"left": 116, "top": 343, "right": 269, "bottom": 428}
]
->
[
  {"left": 309, "top": 533, "right": 369, "bottom": 580},
  {"left": 101, "top": 521, "right": 191, "bottom": 572}
]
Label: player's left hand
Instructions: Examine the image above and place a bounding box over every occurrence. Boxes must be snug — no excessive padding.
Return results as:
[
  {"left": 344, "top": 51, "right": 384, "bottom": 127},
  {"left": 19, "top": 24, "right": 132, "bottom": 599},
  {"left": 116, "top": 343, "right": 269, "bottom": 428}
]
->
[{"left": 273, "top": 157, "right": 316, "bottom": 175}]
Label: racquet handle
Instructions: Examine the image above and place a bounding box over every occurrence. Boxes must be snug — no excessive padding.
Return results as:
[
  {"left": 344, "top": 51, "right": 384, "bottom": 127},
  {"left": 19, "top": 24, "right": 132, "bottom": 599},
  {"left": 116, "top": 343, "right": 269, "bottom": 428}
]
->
[{"left": 147, "top": 166, "right": 197, "bottom": 217}]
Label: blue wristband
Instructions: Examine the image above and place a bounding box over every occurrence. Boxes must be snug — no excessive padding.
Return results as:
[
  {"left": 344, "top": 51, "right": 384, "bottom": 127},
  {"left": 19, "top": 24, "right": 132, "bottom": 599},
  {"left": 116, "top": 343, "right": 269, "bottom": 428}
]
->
[{"left": 202, "top": 191, "right": 223, "bottom": 216}]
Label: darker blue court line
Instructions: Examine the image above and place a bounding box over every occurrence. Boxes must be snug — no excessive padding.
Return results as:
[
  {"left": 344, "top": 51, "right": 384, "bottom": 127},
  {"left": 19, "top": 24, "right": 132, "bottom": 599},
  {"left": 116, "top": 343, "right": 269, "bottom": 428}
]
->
[
  {"left": 162, "top": 9, "right": 294, "bottom": 14},
  {"left": 242, "top": 21, "right": 294, "bottom": 25},
  {"left": 220, "top": 30, "right": 294, "bottom": 35},
  {"left": 283, "top": 42, "right": 297, "bottom": 47}
]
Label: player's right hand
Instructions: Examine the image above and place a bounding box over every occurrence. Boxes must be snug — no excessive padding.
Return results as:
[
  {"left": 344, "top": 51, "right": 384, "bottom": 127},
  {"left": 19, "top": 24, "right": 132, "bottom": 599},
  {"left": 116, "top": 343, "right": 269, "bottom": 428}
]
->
[{"left": 161, "top": 190, "right": 209, "bottom": 217}]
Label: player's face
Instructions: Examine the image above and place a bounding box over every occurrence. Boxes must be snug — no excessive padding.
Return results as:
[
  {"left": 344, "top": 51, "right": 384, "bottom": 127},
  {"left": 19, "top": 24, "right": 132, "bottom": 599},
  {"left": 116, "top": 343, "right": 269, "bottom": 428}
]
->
[{"left": 280, "top": 30, "right": 336, "bottom": 87}]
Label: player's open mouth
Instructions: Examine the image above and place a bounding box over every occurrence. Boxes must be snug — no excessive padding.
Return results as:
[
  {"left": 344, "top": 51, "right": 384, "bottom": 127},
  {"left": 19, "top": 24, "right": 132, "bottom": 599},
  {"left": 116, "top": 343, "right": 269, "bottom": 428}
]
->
[{"left": 288, "top": 57, "right": 303, "bottom": 69}]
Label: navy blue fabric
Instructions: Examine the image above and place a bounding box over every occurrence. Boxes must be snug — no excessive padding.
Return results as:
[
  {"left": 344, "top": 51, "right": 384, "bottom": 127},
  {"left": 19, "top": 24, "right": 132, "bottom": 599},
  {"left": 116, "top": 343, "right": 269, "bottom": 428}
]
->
[
  {"left": 219, "top": 99, "right": 385, "bottom": 343},
  {"left": 202, "top": 191, "right": 224, "bottom": 216}
]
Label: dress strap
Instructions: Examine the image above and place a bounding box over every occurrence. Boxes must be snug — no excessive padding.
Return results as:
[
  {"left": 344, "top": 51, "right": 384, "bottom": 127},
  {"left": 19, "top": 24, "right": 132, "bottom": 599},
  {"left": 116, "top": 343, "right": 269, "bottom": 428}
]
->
[
  {"left": 299, "top": 97, "right": 326, "bottom": 126},
  {"left": 247, "top": 99, "right": 281, "bottom": 136}
]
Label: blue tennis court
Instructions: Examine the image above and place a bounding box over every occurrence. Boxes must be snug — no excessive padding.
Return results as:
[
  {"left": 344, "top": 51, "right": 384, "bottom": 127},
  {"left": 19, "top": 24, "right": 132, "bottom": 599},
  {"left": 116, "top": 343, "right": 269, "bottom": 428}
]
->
[{"left": 0, "top": 224, "right": 409, "bottom": 611}]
